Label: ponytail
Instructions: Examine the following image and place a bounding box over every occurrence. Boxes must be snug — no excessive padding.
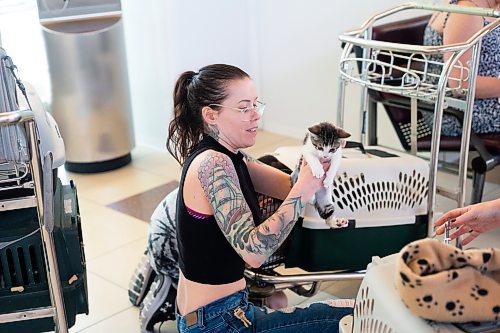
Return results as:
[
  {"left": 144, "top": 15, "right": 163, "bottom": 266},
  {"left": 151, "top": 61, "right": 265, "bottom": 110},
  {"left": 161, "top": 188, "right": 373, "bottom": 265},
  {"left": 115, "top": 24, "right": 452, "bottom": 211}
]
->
[
  {"left": 167, "top": 71, "right": 203, "bottom": 165},
  {"left": 166, "top": 64, "right": 250, "bottom": 165}
]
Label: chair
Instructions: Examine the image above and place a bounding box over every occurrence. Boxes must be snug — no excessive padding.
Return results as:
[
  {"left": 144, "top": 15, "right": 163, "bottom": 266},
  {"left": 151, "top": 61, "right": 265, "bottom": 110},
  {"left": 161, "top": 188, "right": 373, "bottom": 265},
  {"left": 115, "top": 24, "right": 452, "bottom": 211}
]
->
[{"left": 363, "top": 15, "right": 500, "bottom": 204}]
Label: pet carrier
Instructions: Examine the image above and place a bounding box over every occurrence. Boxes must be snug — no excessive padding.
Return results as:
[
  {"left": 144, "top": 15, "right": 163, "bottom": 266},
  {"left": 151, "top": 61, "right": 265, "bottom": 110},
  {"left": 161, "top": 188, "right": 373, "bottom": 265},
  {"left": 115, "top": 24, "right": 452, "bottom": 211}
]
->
[
  {"left": 273, "top": 144, "right": 429, "bottom": 272},
  {"left": 342, "top": 246, "right": 500, "bottom": 333},
  {"left": 0, "top": 47, "right": 88, "bottom": 332}
]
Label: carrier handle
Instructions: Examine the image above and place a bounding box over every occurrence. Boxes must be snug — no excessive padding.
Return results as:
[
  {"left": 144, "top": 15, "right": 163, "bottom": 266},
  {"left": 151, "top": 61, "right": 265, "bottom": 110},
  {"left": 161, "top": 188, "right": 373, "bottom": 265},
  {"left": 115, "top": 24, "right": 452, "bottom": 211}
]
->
[
  {"left": 2, "top": 54, "right": 32, "bottom": 110},
  {"left": 345, "top": 141, "right": 366, "bottom": 154}
]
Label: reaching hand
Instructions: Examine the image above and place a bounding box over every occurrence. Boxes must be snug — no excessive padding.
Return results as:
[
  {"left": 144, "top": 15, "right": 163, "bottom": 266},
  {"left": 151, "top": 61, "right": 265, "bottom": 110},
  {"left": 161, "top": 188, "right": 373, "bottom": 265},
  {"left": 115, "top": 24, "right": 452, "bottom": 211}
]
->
[{"left": 435, "top": 198, "right": 500, "bottom": 246}]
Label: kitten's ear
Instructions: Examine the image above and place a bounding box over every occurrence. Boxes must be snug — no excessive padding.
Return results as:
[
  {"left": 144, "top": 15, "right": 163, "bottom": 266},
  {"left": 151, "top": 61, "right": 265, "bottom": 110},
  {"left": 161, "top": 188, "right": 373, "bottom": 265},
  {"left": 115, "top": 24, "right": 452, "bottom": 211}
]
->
[
  {"left": 337, "top": 127, "right": 351, "bottom": 139},
  {"left": 308, "top": 124, "right": 321, "bottom": 136}
]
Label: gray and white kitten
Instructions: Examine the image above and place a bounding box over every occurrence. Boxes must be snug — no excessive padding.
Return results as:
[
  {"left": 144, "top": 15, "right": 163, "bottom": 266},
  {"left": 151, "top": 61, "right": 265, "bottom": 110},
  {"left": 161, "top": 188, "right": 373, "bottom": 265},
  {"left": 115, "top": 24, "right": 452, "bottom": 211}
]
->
[{"left": 292, "top": 122, "right": 351, "bottom": 228}]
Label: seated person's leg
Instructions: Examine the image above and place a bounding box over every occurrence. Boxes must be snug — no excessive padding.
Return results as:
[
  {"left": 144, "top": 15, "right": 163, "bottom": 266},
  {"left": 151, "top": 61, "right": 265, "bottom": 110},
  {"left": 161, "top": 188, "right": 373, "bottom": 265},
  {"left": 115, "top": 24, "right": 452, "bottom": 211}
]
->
[{"left": 147, "top": 187, "right": 180, "bottom": 287}]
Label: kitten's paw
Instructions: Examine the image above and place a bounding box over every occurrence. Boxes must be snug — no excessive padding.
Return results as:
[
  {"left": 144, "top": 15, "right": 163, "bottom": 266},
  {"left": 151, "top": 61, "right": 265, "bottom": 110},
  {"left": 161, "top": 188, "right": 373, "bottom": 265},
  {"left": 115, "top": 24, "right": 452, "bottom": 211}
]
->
[
  {"left": 326, "top": 217, "right": 349, "bottom": 229},
  {"left": 311, "top": 167, "right": 325, "bottom": 179},
  {"left": 337, "top": 218, "right": 349, "bottom": 228}
]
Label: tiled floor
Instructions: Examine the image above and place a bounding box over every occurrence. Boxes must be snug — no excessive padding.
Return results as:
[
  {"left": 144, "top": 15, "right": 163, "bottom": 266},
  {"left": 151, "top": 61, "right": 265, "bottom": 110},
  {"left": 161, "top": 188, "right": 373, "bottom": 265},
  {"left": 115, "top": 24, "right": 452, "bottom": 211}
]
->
[{"left": 40, "top": 130, "right": 499, "bottom": 333}]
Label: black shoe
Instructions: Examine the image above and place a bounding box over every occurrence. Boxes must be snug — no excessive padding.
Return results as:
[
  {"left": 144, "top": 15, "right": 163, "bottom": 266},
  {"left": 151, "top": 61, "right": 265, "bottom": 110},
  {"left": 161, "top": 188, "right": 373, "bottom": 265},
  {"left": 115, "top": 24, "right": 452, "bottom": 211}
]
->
[
  {"left": 140, "top": 274, "right": 177, "bottom": 333},
  {"left": 128, "top": 251, "right": 156, "bottom": 306}
]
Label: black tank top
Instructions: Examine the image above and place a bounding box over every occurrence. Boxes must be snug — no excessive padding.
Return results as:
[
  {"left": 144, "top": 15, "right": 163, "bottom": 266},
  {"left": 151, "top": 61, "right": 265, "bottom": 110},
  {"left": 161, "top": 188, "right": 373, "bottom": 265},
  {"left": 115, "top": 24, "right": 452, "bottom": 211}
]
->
[{"left": 176, "top": 136, "right": 262, "bottom": 284}]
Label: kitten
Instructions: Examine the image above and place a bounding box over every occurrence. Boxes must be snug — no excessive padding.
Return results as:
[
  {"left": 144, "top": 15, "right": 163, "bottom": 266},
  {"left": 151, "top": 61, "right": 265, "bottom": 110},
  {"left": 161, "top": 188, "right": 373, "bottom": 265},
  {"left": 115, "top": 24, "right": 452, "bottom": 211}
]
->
[{"left": 292, "top": 122, "right": 351, "bottom": 228}]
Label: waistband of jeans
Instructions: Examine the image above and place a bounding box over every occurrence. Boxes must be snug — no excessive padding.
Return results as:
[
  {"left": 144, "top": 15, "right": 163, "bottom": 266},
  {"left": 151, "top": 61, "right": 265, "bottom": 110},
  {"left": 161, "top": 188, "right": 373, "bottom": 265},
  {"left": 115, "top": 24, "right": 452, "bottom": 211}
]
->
[{"left": 179, "top": 288, "right": 248, "bottom": 322}]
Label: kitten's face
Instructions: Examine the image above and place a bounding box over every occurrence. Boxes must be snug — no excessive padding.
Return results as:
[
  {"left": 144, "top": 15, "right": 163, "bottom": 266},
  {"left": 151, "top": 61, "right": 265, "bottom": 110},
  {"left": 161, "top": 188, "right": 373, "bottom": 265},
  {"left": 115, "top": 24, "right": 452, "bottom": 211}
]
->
[{"left": 307, "top": 122, "right": 350, "bottom": 160}]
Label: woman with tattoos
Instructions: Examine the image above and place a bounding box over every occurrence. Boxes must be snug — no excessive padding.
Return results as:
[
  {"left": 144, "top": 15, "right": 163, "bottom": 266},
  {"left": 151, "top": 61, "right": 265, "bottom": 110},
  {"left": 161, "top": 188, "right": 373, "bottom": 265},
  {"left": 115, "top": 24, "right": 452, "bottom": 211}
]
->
[{"left": 166, "top": 64, "right": 353, "bottom": 332}]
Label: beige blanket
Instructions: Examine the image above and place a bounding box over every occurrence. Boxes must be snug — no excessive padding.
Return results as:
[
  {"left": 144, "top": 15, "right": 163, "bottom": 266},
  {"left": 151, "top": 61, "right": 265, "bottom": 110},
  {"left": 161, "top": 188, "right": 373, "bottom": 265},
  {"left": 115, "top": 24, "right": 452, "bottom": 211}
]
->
[{"left": 395, "top": 238, "right": 500, "bottom": 323}]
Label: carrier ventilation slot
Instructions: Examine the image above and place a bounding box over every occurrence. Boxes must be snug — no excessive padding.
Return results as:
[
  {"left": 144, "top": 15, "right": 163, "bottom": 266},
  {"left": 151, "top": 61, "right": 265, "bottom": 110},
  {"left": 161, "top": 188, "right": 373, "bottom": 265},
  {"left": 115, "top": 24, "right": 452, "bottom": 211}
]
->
[
  {"left": 354, "top": 287, "right": 397, "bottom": 333},
  {"left": 0, "top": 243, "right": 46, "bottom": 291},
  {"left": 332, "top": 171, "right": 428, "bottom": 212}
]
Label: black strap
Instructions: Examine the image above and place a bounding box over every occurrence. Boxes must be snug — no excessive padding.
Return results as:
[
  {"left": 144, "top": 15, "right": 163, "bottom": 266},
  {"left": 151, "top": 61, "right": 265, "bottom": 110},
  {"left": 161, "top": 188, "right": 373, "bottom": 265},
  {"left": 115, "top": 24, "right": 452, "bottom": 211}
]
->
[
  {"left": 1, "top": 55, "right": 32, "bottom": 110},
  {"left": 345, "top": 141, "right": 366, "bottom": 154}
]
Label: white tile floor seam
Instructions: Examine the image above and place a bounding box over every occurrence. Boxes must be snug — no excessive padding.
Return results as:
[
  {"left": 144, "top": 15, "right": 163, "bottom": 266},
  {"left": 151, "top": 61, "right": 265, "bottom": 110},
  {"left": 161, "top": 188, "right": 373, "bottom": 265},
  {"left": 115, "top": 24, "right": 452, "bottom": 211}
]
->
[
  {"left": 33, "top": 130, "right": 499, "bottom": 333},
  {"left": 67, "top": 272, "right": 134, "bottom": 332},
  {"left": 86, "top": 237, "right": 147, "bottom": 260},
  {"left": 75, "top": 306, "right": 137, "bottom": 333},
  {"left": 81, "top": 270, "right": 130, "bottom": 294},
  {"left": 77, "top": 307, "right": 145, "bottom": 333},
  {"left": 61, "top": 167, "right": 170, "bottom": 206},
  {"left": 86, "top": 238, "right": 149, "bottom": 290}
]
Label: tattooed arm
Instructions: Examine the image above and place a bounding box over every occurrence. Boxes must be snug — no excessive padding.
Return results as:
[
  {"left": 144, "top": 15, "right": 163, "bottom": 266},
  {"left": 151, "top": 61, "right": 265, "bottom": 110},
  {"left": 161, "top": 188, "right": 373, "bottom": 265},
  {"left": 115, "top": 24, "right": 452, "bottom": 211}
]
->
[{"left": 198, "top": 151, "right": 324, "bottom": 268}]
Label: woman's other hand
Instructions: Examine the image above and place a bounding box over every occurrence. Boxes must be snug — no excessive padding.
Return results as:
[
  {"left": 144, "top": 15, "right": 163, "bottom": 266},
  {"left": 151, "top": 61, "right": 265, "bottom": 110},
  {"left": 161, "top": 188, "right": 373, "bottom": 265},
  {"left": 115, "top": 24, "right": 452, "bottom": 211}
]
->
[{"left": 435, "top": 198, "right": 500, "bottom": 246}]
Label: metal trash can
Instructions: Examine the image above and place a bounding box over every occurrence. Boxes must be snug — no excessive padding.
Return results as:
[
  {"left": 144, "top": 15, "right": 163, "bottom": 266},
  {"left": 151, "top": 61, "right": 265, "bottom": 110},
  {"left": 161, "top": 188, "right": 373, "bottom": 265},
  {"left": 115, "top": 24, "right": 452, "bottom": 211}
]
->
[{"left": 38, "top": 0, "right": 134, "bottom": 173}]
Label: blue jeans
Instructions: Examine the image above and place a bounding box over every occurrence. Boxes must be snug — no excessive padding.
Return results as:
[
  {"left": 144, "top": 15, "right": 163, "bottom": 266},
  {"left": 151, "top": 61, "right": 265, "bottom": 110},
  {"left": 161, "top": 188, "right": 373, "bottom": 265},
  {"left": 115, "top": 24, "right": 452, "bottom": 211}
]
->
[{"left": 176, "top": 289, "right": 353, "bottom": 332}]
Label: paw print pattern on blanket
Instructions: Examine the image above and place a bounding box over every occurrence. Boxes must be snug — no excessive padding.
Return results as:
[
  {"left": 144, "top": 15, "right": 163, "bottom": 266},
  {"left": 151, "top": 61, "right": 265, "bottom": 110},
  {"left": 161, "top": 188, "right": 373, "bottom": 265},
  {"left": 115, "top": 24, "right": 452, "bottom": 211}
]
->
[
  {"left": 401, "top": 243, "right": 420, "bottom": 263},
  {"left": 416, "top": 295, "right": 438, "bottom": 309},
  {"left": 395, "top": 238, "right": 500, "bottom": 323},
  {"left": 470, "top": 285, "right": 489, "bottom": 300},
  {"left": 480, "top": 252, "right": 492, "bottom": 273},
  {"left": 448, "top": 249, "right": 469, "bottom": 269},
  {"left": 447, "top": 271, "right": 459, "bottom": 282},
  {"left": 399, "top": 271, "right": 422, "bottom": 289},
  {"left": 493, "top": 306, "right": 500, "bottom": 321},
  {"left": 416, "top": 258, "right": 435, "bottom": 276},
  {"left": 445, "top": 299, "right": 465, "bottom": 317}
]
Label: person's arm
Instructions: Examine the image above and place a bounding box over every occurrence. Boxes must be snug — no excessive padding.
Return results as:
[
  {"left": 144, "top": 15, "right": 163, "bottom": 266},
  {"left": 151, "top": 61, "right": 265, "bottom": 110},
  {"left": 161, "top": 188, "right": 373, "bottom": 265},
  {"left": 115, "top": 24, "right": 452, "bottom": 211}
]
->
[
  {"left": 197, "top": 151, "right": 324, "bottom": 268},
  {"left": 435, "top": 197, "right": 500, "bottom": 245},
  {"left": 443, "top": 8, "right": 500, "bottom": 99},
  {"left": 245, "top": 158, "right": 293, "bottom": 200},
  {"left": 472, "top": 76, "right": 500, "bottom": 99}
]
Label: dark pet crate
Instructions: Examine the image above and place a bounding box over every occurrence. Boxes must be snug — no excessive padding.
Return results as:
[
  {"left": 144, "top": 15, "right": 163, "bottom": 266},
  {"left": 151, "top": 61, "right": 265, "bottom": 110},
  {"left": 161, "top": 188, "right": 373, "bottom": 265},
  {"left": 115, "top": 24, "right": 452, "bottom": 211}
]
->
[{"left": 0, "top": 179, "right": 88, "bottom": 332}]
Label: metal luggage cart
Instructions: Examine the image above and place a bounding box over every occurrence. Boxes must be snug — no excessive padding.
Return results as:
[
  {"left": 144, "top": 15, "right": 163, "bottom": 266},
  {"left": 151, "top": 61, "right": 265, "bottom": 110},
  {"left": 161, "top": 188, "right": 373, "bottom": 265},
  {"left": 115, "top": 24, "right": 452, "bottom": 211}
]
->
[
  {"left": 0, "top": 48, "right": 87, "bottom": 332},
  {"left": 335, "top": 2, "right": 499, "bottom": 332},
  {"left": 338, "top": 2, "right": 499, "bottom": 235},
  {"left": 246, "top": 194, "right": 365, "bottom": 305}
]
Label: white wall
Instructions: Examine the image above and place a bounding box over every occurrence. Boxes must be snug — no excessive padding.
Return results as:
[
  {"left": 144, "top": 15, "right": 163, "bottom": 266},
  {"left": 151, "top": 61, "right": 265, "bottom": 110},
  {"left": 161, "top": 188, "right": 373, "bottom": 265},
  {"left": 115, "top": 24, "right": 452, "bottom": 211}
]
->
[
  {"left": 122, "top": 0, "right": 261, "bottom": 149},
  {"left": 256, "top": 0, "right": 409, "bottom": 141},
  {"left": 120, "top": 1, "right": 171, "bottom": 150},
  {"left": 0, "top": 0, "right": 425, "bottom": 150},
  {"left": 0, "top": 1, "right": 51, "bottom": 103},
  {"left": 122, "top": 0, "right": 423, "bottom": 150}
]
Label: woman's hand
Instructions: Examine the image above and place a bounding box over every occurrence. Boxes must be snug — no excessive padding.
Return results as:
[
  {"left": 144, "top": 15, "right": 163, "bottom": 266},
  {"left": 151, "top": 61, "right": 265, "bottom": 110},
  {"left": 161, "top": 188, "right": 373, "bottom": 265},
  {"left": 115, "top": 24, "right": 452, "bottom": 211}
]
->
[
  {"left": 435, "top": 198, "right": 500, "bottom": 246},
  {"left": 293, "top": 159, "right": 330, "bottom": 204}
]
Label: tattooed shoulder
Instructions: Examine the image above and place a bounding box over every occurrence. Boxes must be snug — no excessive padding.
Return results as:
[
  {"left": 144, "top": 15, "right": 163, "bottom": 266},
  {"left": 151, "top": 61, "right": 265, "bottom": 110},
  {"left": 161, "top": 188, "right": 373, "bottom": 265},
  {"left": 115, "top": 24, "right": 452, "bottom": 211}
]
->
[
  {"left": 197, "top": 151, "right": 249, "bottom": 231},
  {"left": 197, "top": 151, "right": 239, "bottom": 191}
]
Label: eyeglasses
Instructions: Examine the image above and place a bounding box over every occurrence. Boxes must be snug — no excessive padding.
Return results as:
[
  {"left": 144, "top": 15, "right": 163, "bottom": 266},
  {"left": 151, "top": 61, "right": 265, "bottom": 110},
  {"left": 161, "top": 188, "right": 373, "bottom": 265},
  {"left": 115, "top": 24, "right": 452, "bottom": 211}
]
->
[{"left": 209, "top": 100, "right": 266, "bottom": 117}]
